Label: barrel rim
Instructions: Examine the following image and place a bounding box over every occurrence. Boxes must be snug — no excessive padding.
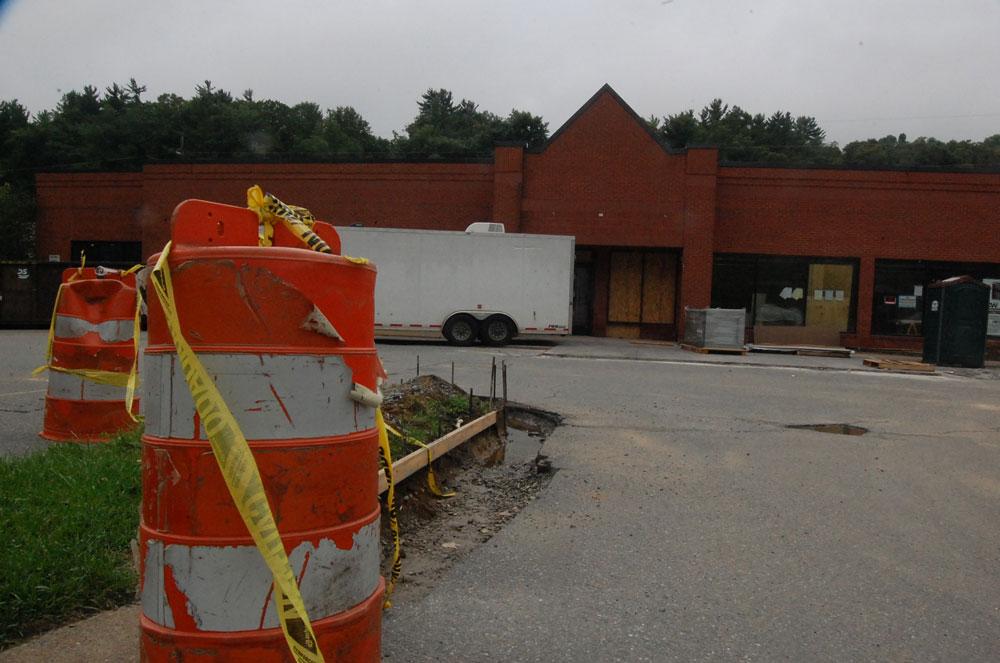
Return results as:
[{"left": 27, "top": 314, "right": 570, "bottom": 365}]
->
[
  {"left": 141, "top": 429, "right": 377, "bottom": 449},
  {"left": 147, "top": 246, "right": 377, "bottom": 273}
]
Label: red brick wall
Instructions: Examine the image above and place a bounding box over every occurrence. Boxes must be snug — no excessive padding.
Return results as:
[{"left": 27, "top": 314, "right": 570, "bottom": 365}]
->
[
  {"left": 139, "top": 163, "right": 495, "bottom": 256},
  {"left": 35, "top": 173, "right": 143, "bottom": 261},
  {"left": 679, "top": 149, "right": 718, "bottom": 332},
  {"left": 521, "top": 91, "right": 688, "bottom": 247},
  {"left": 716, "top": 168, "right": 1000, "bottom": 261},
  {"left": 31, "top": 87, "right": 1000, "bottom": 349},
  {"left": 716, "top": 167, "right": 1000, "bottom": 343},
  {"left": 492, "top": 146, "right": 524, "bottom": 231}
]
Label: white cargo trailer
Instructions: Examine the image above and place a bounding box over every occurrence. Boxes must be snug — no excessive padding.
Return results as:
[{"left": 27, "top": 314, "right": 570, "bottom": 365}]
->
[{"left": 336, "top": 224, "right": 575, "bottom": 345}]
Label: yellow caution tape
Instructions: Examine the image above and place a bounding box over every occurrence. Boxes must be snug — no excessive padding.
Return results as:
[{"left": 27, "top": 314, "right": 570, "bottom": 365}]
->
[
  {"left": 376, "top": 409, "right": 402, "bottom": 608},
  {"left": 150, "top": 242, "right": 323, "bottom": 663},
  {"left": 67, "top": 251, "right": 86, "bottom": 282},
  {"left": 35, "top": 283, "right": 64, "bottom": 373},
  {"left": 247, "top": 185, "right": 333, "bottom": 254},
  {"left": 36, "top": 365, "right": 132, "bottom": 386},
  {"left": 123, "top": 281, "right": 142, "bottom": 421},
  {"left": 384, "top": 422, "right": 456, "bottom": 498}
]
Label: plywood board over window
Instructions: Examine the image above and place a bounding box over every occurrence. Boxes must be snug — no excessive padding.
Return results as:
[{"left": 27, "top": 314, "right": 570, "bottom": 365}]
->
[
  {"left": 607, "top": 250, "right": 678, "bottom": 339},
  {"left": 609, "top": 251, "right": 642, "bottom": 322},
  {"left": 806, "top": 263, "right": 853, "bottom": 331},
  {"left": 641, "top": 252, "right": 676, "bottom": 324}
]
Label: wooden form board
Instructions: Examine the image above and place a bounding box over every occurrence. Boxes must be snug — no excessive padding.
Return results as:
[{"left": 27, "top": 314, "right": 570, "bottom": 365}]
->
[{"left": 378, "top": 410, "right": 498, "bottom": 494}]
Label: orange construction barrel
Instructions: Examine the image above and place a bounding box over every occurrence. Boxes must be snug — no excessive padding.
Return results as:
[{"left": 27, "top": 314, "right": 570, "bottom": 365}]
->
[
  {"left": 39, "top": 266, "right": 140, "bottom": 442},
  {"left": 139, "top": 199, "right": 384, "bottom": 662}
]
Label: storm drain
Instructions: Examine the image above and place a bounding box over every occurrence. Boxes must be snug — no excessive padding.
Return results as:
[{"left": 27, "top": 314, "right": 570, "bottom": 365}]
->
[{"left": 787, "top": 423, "right": 868, "bottom": 436}]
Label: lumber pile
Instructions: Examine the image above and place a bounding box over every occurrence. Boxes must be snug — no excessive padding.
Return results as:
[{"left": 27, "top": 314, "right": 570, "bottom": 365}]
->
[
  {"left": 747, "top": 344, "right": 854, "bottom": 358},
  {"left": 680, "top": 343, "right": 747, "bottom": 356}
]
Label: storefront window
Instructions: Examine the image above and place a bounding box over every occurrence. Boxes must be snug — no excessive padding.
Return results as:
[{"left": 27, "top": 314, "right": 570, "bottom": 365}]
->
[
  {"left": 754, "top": 258, "right": 808, "bottom": 326},
  {"left": 872, "top": 262, "right": 924, "bottom": 336},
  {"left": 873, "top": 260, "right": 1000, "bottom": 337},
  {"left": 711, "top": 255, "right": 858, "bottom": 333}
]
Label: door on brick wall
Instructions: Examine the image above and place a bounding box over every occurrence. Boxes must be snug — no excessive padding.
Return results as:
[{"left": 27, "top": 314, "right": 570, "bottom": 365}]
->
[
  {"left": 606, "top": 250, "right": 677, "bottom": 339},
  {"left": 573, "top": 262, "right": 594, "bottom": 334},
  {"left": 69, "top": 240, "right": 142, "bottom": 266}
]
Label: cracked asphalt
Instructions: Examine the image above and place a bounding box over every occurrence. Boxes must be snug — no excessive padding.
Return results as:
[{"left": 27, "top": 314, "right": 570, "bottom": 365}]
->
[
  {"left": 378, "top": 338, "right": 1000, "bottom": 662},
  {"left": 2, "top": 333, "right": 999, "bottom": 661}
]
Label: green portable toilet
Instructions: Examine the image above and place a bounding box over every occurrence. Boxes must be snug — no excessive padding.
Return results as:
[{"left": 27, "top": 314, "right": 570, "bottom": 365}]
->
[{"left": 923, "top": 276, "right": 990, "bottom": 368}]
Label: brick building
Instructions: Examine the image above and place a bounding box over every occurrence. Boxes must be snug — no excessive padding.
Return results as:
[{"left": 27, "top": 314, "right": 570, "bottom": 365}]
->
[{"left": 35, "top": 85, "right": 1000, "bottom": 349}]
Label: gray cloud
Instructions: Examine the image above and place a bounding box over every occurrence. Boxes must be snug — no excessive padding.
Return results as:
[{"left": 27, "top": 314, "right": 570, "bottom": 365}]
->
[{"left": 1, "top": 0, "right": 998, "bottom": 145}]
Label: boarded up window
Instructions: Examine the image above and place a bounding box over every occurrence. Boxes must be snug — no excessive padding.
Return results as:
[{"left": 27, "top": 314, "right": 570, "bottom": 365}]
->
[
  {"left": 805, "top": 263, "right": 853, "bottom": 331},
  {"left": 608, "top": 250, "right": 676, "bottom": 324},
  {"left": 608, "top": 252, "right": 642, "bottom": 322},
  {"left": 641, "top": 253, "right": 676, "bottom": 324}
]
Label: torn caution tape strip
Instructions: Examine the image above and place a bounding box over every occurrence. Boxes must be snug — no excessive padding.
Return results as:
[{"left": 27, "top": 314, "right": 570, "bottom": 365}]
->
[
  {"left": 383, "top": 421, "right": 456, "bottom": 498},
  {"left": 247, "top": 185, "right": 333, "bottom": 254},
  {"left": 150, "top": 242, "right": 324, "bottom": 663},
  {"left": 375, "top": 409, "right": 402, "bottom": 608}
]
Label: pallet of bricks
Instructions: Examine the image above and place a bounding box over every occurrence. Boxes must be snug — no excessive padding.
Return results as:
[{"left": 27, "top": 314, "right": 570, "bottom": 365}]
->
[{"left": 681, "top": 307, "right": 747, "bottom": 355}]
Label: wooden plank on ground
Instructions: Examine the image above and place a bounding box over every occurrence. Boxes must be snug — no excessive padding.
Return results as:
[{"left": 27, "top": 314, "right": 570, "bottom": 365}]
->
[
  {"left": 862, "top": 357, "right": 936, "bottom": 373},
  {"left": 378, "top": 410, "right": 498, "bottom": 494},
  {"left": 748, "top": 344, "right": 853, "bottom": 358},
  {"left": 680, "top": 343, "right": 747, "bottom": 355}
]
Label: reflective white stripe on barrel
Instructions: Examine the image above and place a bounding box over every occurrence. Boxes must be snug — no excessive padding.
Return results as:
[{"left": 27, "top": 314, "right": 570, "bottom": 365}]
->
[
  {"left": 142, "top": 519, "right": 380, "bottom": 631},
  {"left": 143, "top": 353, "right": 375, "bottom": 439},
  {"left": 46, "top": 370, "right": 127, "bottom": 401},
  {"left": 54, "top": 315, "right": 134, "bottom": 342}
]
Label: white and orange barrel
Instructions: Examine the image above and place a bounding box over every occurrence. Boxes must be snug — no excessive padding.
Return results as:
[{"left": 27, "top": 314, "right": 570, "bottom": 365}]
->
[
  {"left": 139, "top": 199, "right": 383, "bottom": 661},
  {"left": 39, "top": 266, "right": 140, "bottom": 442}
]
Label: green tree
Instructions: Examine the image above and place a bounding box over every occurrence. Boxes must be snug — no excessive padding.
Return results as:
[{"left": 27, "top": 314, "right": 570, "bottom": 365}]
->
[
  {"left": 394, "top": 88, "right": 547, "bottom": 158},
  {"left": 0, "top": 183, "right": 36, "bottom": 259},
  {"left": 655, "top": 99, "right": 837, "bottom": 166}
]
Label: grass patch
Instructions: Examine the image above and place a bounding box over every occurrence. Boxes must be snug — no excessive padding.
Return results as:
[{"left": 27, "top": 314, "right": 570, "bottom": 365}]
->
[
  {"left": 0, "top": 429, "right": 142, "bottom": 648},
  {"left": 388, "top": 394, "right": 486, "bottom": 458}
]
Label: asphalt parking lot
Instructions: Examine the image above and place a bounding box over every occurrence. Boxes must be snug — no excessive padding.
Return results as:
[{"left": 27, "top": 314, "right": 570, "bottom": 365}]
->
[{"left": 3, "top": 332, "right": 1000, "bottom": 661}]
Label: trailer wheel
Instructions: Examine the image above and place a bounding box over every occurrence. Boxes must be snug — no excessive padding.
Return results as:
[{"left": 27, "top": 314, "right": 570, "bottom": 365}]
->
[
  {"left": 480, "top": 315, "right": 515, "bottom": 346},
  {"left": 443, "top": 314, "right": 478, "bottom": 345}
]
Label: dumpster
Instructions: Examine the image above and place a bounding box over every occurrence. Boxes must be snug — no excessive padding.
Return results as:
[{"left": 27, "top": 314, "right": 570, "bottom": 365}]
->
[{"left": 923, "top": 276, "right": 989, "bottom": 368}]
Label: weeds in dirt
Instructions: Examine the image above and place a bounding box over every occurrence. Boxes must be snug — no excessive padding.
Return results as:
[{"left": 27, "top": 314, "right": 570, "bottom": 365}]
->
[
  {"left": 384, "top": 389, "right": 486, "bottom": 459},
  {"left": 0, "top": 429, "right": 142, "bottom": 648}
]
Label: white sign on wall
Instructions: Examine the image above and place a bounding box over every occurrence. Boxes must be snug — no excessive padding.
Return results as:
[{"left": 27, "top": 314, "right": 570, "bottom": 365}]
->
[{"left": 984, "top": 279, "right": 1000, "bottom": 337}]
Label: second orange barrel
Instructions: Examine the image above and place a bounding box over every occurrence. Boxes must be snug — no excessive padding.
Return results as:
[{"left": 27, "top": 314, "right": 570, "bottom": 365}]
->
[
  {"left": 41, "top": 266, "right": 139, "bottom": 442},
  {"left": 139, "top": 200, "right": 384, "bottom": 661}
]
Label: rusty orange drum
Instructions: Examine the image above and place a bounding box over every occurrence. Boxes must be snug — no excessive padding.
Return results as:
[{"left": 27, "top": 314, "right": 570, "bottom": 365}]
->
[
  {"left": 139, "top": 200, "right": 383, "bottom": 662},
  {"left": 40, "top": 267, "right": 139, "bottom": 442}
]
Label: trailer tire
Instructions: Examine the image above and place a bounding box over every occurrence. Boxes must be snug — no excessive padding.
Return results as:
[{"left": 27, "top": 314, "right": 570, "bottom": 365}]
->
[
  {"left": 443, "top": 314, "right": 479, "bottom": 346},
  {"left": 480, "top": 315, "right": 515, "bottom": 346}
]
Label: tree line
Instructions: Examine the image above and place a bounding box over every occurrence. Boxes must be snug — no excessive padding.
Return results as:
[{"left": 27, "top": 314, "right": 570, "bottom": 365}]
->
[
  {"left": 1, "top": 81, "right": 998, "bottom": 259},
  {"left": 648, "top": 99, "right": 1000, "bottom": 169}
]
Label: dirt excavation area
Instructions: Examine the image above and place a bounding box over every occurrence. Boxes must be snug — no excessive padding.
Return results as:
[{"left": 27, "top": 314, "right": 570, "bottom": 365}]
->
[
  {"left": 0, "top": 375, "right": 557, "bottom": 662},
  {"left": 379, "top": 376, "right": 558, "bottom": 604}
]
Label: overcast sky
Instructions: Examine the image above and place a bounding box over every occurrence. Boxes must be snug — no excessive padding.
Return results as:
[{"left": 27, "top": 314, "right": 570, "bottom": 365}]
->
[{"left": 1, "top": 0, "right": 998, "bottom": 145}]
